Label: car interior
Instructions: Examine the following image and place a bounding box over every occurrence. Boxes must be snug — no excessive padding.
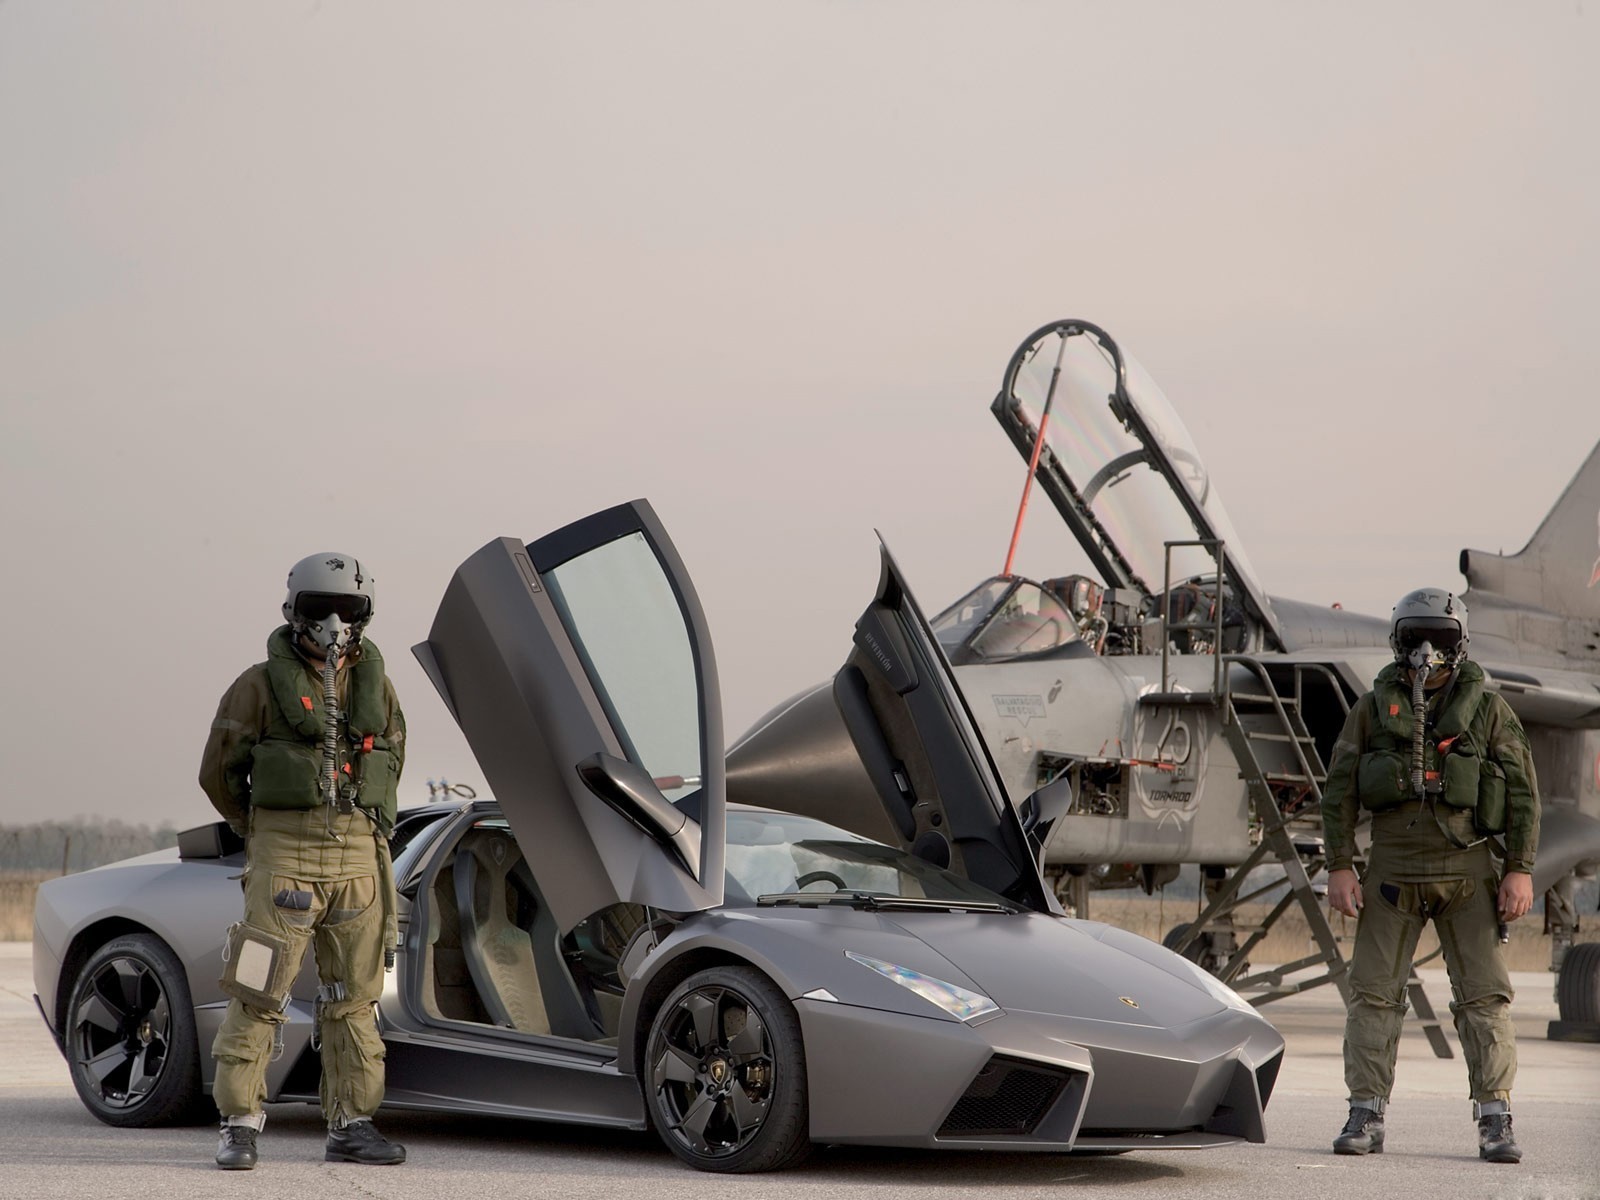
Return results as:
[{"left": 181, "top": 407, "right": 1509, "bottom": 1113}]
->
[{"left": 418, "top": 819, "right": 650, "bottom": 1045}]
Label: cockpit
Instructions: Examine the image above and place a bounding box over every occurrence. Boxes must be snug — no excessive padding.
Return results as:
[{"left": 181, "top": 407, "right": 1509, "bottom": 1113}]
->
[
  {"left": 932, "top": 575, "right": 1099, "bottom": 665},
  {"left": 933, "top": 570, "right": 1257, "bottom": 664},
  {"left": 979, "top": 320, "right": 1284, "bottom": 660}
]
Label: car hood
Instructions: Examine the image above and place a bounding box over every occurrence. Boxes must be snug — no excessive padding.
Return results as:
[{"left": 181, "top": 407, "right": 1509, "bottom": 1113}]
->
[{"left": 885, "top": 910, "right": 1228, "bottom": 1027}]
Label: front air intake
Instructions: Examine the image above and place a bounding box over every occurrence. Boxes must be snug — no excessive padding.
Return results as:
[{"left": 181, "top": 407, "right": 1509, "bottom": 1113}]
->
[{"left": 937, "top": 1056, "right": 1070, "bottom": 1138}]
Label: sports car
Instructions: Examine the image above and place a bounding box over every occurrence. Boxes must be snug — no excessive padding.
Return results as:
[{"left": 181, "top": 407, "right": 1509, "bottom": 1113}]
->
[{"left": 32, "top": 500, "right": 1283, "bottom": 1172}]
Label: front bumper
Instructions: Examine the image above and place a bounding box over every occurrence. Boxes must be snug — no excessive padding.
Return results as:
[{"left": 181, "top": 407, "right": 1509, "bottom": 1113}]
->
[{"left": 795, "top": 998, "right": 1283, "bottom": 1151}]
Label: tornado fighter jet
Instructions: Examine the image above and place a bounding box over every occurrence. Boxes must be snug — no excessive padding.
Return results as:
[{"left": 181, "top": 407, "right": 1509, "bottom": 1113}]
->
[{"left": 728, "top": 320, "right": 1600, "bottom": 1037}]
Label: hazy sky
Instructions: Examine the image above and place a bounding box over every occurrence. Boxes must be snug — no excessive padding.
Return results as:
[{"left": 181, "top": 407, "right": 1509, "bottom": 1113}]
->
[{"left": 2, "top": 2, "right": 1595, "bottom": 828}]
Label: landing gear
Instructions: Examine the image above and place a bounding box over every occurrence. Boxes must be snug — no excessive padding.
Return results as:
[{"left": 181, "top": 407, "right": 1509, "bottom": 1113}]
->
[{"left": 1161, "top": 919, "right": 1250, "bottom": 978}]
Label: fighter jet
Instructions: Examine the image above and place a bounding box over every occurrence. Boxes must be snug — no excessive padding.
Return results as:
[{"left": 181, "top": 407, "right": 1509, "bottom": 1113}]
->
[{"left": 727, "top": 319, "right": 1600, "bottom": 1043}]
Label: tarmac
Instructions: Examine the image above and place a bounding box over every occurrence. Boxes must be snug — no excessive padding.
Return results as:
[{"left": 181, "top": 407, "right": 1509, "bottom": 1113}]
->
[{"left": 2, "top": 941, "right": 1596, "bottom": 1200}]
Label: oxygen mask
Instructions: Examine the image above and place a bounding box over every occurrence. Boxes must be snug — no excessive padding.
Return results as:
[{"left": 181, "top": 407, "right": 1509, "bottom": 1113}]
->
[
  {"left": 294, "top": 592, "right": 370, "bottom": 658},
  {"left": 1394, "top": 618, "right": 1464, "bottom": 675}
]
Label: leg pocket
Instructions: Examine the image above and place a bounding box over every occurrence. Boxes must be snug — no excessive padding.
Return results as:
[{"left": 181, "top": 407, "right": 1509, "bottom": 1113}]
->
[
  {"left": 316, "top": 876, "right": 386, "bottom": 1004},
  {"left": 323, "top": 876, "right": 377, "bottom": 926},
  {"left": 219, "top": 921, "right": 299, "bottom": 1012},
  {"left": 271, "top": 877, "right": 320, "bottom": 929}
]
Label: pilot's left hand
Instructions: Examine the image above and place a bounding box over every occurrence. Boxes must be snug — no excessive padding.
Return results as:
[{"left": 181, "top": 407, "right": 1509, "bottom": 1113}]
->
[{"left": 1497, "top": 872, "right": 1533, "bottom": 923}]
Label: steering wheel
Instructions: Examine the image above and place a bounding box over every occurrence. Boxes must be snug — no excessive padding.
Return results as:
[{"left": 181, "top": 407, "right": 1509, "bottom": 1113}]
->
[{"left": 795, "top": 870, "right": 848, "bottom": 892}]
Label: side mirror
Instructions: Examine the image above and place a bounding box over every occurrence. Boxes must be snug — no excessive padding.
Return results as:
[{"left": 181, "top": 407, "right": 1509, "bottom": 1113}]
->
[
  {"left": 576, "top": 752, "right": 701, "bottom": 876},
  {"left": 1020, "top": 774, "right": 1073, "bottom": 864}
]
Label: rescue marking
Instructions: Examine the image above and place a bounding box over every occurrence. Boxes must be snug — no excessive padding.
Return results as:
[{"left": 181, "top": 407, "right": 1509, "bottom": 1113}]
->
[{"left": 993, "top": 694, "right": 1047, "bottom": 725}]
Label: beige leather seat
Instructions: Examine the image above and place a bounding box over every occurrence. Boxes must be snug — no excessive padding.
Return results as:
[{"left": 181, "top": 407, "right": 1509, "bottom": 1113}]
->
[{"left": 453, "top": 828, "right": 550, "bottom": 1036}]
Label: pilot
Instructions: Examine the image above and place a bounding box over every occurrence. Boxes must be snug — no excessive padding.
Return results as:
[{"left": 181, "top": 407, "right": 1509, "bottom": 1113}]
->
[
  {"left": 198, "top": 554, "right": 408, "bottom": 1170},
  {"left": 1320, "top": 589, "right": 1539, "bottom": 1164}
]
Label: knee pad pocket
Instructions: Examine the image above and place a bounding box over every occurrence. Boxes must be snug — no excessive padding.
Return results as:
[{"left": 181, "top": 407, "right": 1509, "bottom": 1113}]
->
[{"left": 220, "top": 921, "right": 297, "bottom": 1012}]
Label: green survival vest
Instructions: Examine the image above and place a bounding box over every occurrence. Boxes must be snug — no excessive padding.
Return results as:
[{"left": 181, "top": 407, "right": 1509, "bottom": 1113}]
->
[
  {"left": 1354, "top": 660, "right": 1508, "bottom": 833},
  {"left": 247, "top": 626, "right": 402, "bottom": 832}
]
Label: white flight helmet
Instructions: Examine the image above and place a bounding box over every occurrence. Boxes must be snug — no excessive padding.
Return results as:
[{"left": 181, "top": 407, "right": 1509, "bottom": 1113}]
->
[
  {"left": 1388, "top": 587, "right": 1469, "bottom": 671},
  {"left": 282, "top": 553, "right": 374, "bottom": 656}
]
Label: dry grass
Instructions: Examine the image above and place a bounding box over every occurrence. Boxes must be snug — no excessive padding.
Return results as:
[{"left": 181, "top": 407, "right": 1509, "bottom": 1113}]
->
[
  {"left": 0, "top": 871, "right": 54, "bottom": 942},
  {"left": 1086, "top": 894, "right": 1599, "bottom": 973}
]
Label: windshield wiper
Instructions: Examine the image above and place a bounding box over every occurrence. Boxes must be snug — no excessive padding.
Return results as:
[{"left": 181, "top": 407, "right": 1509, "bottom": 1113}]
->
[{"left": 756, "top": 891, "right": 1013, "bottom": 914}]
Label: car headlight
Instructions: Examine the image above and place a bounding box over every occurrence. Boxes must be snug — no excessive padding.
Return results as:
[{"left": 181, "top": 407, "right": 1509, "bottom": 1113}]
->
[{"left": 845, "top": 951, "right": 1001, "bottom": 1022}]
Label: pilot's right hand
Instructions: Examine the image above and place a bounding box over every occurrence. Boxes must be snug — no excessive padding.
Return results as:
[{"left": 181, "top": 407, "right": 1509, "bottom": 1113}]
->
[{"left": 1328, "top": 868, "right": 1363, "bottom": 918}]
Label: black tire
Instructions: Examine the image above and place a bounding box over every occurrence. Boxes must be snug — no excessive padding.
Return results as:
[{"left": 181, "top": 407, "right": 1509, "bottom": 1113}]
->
[
  {"left": 64, "top": 933, "right": 208, "bottom": 1127},
  {"left": 1556, "top": 942, "right": 1600, "bottom": 1024},
  {"left": 642, "top": 965, "right": 811, "bottom": 1173}
]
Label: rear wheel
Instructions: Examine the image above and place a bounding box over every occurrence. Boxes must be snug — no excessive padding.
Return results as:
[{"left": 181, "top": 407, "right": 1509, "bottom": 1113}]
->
[
  {"left": 65, "top": 933, "right": 207, "bottom": 1126},
  {"left": 643, "top": 965, "right": 810, "bottom": 1172}
]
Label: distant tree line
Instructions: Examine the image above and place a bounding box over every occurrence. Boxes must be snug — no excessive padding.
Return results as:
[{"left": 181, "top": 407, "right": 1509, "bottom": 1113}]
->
[{"left": 0, "top": 820, "right": 179, "bottom": 874}]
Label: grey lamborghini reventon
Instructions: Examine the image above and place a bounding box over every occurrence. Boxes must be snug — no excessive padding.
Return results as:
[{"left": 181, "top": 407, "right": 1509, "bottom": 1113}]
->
[{"left": 32, "top": 500, "right": 1283, "bottom": 1172}]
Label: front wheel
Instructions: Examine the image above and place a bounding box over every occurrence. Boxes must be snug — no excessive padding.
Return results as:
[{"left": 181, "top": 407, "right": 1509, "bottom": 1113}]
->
[
  {"left": 643, "top": 965, "right": 811, "bottom": 1172},
  {"left": 65, "top": 933, "right": 207, "bottom": 1126}
]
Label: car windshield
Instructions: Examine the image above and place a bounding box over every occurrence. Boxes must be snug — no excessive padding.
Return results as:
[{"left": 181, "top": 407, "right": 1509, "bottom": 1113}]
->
[{"left": 723, "top": 809, "right": 1020, "bottom": 910}]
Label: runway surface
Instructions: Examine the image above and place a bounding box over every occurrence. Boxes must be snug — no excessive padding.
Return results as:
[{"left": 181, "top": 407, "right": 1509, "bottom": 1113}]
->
[{"left": 4, "top": 942, "right": 1597, "bottom": 1199}]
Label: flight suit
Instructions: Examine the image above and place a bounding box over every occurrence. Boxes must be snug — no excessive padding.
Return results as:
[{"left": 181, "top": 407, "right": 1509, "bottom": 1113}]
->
[
  {"left": 1321, "top": 660, "right": 1539, "bottom": 1106},
  {"left": 198, "top": 627, "right": 404, "bottom": 1127}
]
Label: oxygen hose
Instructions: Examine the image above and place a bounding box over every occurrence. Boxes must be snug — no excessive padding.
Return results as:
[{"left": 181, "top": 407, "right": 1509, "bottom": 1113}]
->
[
  {"left": 1410, "top": 649, "right": 1430, "bottom": 799},
  {"left": 321, "top": 643, "right": 341, "bottom": 808},
  {"left": 318, "top": 633, "right": 355, "bottom": 846}
]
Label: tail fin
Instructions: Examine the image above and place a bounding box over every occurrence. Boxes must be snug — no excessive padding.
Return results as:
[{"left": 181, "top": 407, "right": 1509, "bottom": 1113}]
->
[{"left": 1460, "top": 439, "right": 1600, "bottom": 617}]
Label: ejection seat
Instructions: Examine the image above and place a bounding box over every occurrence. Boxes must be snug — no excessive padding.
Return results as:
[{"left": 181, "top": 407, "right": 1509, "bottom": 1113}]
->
[{"left": 451, "top": 827, "right": 600, "bottom": 1041}]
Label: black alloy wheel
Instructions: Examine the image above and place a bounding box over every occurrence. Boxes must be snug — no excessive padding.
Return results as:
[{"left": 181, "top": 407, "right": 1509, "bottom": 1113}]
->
[
  {"left": 65, "top": 933, "right": 206, "bottom": 1127},
  {"left": 644, "top": 965, "right": 810, "bottom": 1172}
]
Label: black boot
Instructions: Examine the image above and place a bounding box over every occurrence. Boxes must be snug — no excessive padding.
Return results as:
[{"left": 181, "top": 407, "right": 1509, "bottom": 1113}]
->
[
  {"left": 325, "top": 1119, "right": 407, "bottom": 1165},
  {"left": 1333, "top": 1106, "right": 1385, "bottom": 1155},
  {"left": 215, "top": 1124, "right": 258, "bottom": 1170},
  {"left": 1478, "top": 1113, "right": 1521, "bottom": 1163}
]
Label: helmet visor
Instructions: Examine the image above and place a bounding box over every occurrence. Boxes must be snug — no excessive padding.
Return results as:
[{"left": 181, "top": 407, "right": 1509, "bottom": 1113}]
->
[
  {"left": 1394, "top": 618, "right": 1462, "bottom": 654},
  {"left": 296, "top": 592, "right": 372, "bottom": 624}
]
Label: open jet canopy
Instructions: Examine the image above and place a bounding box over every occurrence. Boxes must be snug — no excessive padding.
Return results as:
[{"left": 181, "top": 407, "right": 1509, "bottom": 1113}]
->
[
  {"left": 992, "top": 320, "right": 1285, "bottom": 653},
  {"left": 413, "top": 500, "right": 725, "bottom": 932}
]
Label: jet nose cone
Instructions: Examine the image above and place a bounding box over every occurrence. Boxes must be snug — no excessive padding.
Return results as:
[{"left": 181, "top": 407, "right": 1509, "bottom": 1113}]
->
[{"left": 727, "top": 682, "right": 894, "bottom": 844}]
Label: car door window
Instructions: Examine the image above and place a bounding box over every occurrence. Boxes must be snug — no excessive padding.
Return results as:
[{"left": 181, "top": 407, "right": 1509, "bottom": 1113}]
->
[{"left": 543, "top": 531, "right": 703, "bottom": 805}]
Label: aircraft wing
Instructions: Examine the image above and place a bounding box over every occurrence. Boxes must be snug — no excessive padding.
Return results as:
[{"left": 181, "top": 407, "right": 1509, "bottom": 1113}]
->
[{"left": 1480, "top": 661, "right": 1600, "bottom": 730}]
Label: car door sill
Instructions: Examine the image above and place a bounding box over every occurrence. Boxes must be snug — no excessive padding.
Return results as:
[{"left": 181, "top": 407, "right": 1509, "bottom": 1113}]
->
[{"left": 386, "top": 1021, "right": 622, "bottom": 1071}]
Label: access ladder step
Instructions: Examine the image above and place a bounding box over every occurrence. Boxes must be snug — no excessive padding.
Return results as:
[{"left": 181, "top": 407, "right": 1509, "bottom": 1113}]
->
[
  {"left": 1246, "top": 732, "right": 1318, "bottom": 745},
  {"left": 1230, "top": 693, "right": 1299, "bottom": 708}
]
